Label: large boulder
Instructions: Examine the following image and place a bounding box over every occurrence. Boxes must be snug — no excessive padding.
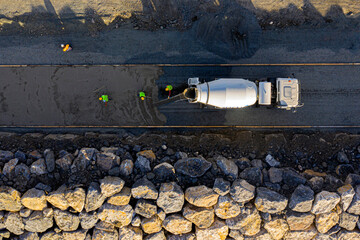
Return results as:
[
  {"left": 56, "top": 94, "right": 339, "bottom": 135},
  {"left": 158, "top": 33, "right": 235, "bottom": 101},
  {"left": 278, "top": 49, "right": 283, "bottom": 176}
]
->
[
  {"left": 289, "top": 185, "right": 314, "bottom": 212},
  {"left": 153, "top": 162, "right": 176, "bottom": 182},
  {"left": 282, "top": 168, "right": 306, "bottom": 188},
  {"left": 53, "top": 209, "right": 80, "bottom": 231},
  {"left": 182, "top": 203, "right": 214, "bottom": 228},
  {"left": 215, "top": 156, "right": 238, "bottom": 180},
  {"left": 97, "top": 203, "right": 133, "bottom": 228},
  {"left": 135, "top": 199, "right": 157, "bottom": 218},
  {"left": 174, "top": 157, "right": 212, "bottom": 177},
  {"left": 62, "top": 229, "right": 88, "bottom": 240},
  {"left": 23, "top": 209, "right": 53, "bottom": 233},
  {"left": 225, "top": 204, "right": 261, "bottom": 236},
  {"left": 131, "top": 178, "right": 158, "bottom": 200},
  {"left": 4, "top": 212, "right": 24, "bottom": 235},
  {"left": 107, "top": 186, "right": 131, "bottom": 206},
  {"left": 30, "top": 159, "right": 47, "bottom": 175},
  {"left": 195, "top": 219, "right": 229, "bottom": 240},
  {"left": 0, "top": 186, "right": 22, "bottom": 211},
  {"left": 92, "top": 228, "right": 118, "bottom": 240},
  {"left": 162, "top": 214, "right": 192, "bottom": 235},
  {"left": 85, "top": 182, "right": 106, "bottom": 212},
  {"left": 21, "top": 188, "right": 47, "bottom": 211},
  {"left": 185, "top": 185, "right": 219, "bottom": 207},
  {"left": 119, "top": 159, "right": 134, "bottom": 177},
  {"left": 229, "top": 179, "right": 255, "bottom": 203},
  {"left": 168, "top": 233, "right": 196, "bottom": 240},
  {"left": 96, "top": 152, "right": 120, "bottom": 171},
  {"left": 65, "top": 187, "right": 86, "bottom": 212},
  {"left": 99, "top": 176, "right": 125, "bottom": 197},
  {"left": 338, "top": 212, "right": 358, "bottom": 231},
  {"left": 315, "top": 211, "right": 339, "bottom": 234},
  {"left": 255, "top": 187, "right": 288, "bottom": 213},
  {"left": 213, "top": 178, "right": 230, "bottom": 196},
  {"left": 141, "top": 215, "right": 162, "bottom": 234},
  {"left": 311, "top": 191, "right": 340, "bottom": 214},
  {"left": 284, "top": 225, "right": 318, "bottom": 240},
  {"left": 79, "top": 211, "right": 98, "bottom": 230},
  {"left": 239, "top": 167, "right": 263, "bottom": 186},
  {"left": 214, "top": 195, "right": 241, "bottom": 219},
  {"left": 3, "top": 158, "right": 18, "bottom": 178},
  {"left": 264, "top": 217, "right": 289, "bottom": 240},
  {"left": 157, "top": 182, "right": 184, "bottom": 214},
  {"left": 337, "top": 184, "right": 355, "bottom": 211},
  {"left": 144, "top": 230, "right": 166, "bottom": 240},
  {"left": 134, "top": 155, "right": 151, "bottom": 174},
  {"left": 337, "top": 230, "right": 360, "bottom": 239},
  {"left": 286, "top": 211, "right": 315, "bottom": 231},
  {"left": 346, "top": 185, "right": 360, "bottom": 215},
  {"left": 46, "top": 185, "right": 69, "bottom": 210},
  {"left": 71, "top": 148, "right": 97, "bottom": 172},
  {"left": 118, "top": 226, "right": 143, "bottom": 240}
]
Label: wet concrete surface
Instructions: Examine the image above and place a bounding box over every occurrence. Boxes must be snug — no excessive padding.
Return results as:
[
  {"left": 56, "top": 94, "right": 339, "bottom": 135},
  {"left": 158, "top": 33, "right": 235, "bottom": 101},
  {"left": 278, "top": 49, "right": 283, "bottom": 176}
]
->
[{"left": 0, "top": 65, "right": 359, "bottom": 126}]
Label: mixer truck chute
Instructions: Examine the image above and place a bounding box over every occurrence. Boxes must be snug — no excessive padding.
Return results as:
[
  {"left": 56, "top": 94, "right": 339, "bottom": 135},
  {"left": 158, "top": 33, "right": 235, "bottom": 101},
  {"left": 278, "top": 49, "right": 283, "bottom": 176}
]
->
[{"left": 184, "top": 77, "right": 303, "bottom": 111}]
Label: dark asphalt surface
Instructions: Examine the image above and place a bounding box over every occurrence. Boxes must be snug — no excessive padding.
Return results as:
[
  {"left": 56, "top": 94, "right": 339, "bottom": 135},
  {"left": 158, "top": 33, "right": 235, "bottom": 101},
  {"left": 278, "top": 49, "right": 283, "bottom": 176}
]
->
[{"left": 0, "top": 65, "right": 359, "bottom": 126}]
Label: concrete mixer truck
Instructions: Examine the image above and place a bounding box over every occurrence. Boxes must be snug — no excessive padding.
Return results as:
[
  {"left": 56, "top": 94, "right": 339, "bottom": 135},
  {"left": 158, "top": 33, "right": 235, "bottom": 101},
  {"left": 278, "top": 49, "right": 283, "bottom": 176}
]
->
[{"left": 183, "top": 77, "right": 303, "bottom": 112}]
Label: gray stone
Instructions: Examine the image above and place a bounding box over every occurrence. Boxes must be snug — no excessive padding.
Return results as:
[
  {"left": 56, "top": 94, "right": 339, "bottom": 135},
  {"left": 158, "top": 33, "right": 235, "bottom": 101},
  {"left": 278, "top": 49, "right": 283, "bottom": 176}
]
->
[
  {"left": 215, "top": 155, "right": 238, "bottom": 180},
  {"left": 35, "top": 183, "right": 52, "bottom": 193},
  {"left": 134, "top": 155, "right": 151, "bottom": 174},
  {"left": 182, "top": 203, "right": 214, "bottom": 228},
  {"left": 96, "top": 152, "right": 120, "bottom": 172},
  {"left": 345, "top": 173, "right": 360, "bottom": 186},
  {"left": 230, "top": 179, "right": 255, "bottom": 203},
  {"left": 135, "top": 199, "right": 157, "bottom": 218},
  {"left": 215, "top": 195, "right": 241, "bottom": 219},
  {"left": 162, "top": 214, "right": 192, "bottom": 235},
  {"left": 282, "top": 168, "right": 306, "bottom": 188},
  {"left": 255, "top": 187, "right": 288, "bottom": 213},
  {"left": 153, "top": 162, "right": 176, "bottom": 182},
  {"left": 23, "top": 210, "right": 53, "bottom": 233},
  {"left": 239, "top": 167, "right": 263, "bottom": 186},
  {"left": 44, "top": 149, "right": 55, "bottom": 173},
  {"left": 107, "top": 186, "right": 131, "bottom": 206},
  {"left": 119, "top": 159, "right": 134, "bottom": 177},
  {"left": 118, "top": 226, "right": 143, "bottom": 240},
  {"left": 339, "top": 212, "right": 358, "bottom": 230},
  {"left": 21, "top": 188, "right": 47, "bottom": 211},
  {"left": 5, "top": 212, "right": 24, "bottom": 235},
  {"left": 0, "top": 150, "right": 14, "bottom": 161},
  {"left": 55, "top": 153, "right": 73, "bottom": 172},
  {"left": 346, "top": 185, "right": 360, "bottom": 215},
  {"left": 289, "top": 185, "right": 314, "bottom": 212},
  {"left": 195, "top": 219, "right": 229, "bottom": 240},
  {"left": 131, "top": 177, "right": 158, "bottom": 200},
  {"left": 251, "top": 159, "right": 263, "bottom": 168},
  {"left": 85, "top": 182, "right": 106, "bottom": 212},
  {"left": 98, "top": 203, "right": 133, "bottom": 228},
  {"left": 286, "top": 211, "right": 315, "bottom": 231},
  {"left": 337, "top": 184, "right": 355, "bottom": 211},
  {"left": 20, "top": 208, "right": 32, "bottom": 218},
  {"left": 157, "top": 182, "right": 184, "bottom": 214},
  {"left": 39, "top": 230, "right": 62, "bottom": 240},
  {"left": 213, "top": 178, "right": 230, "bottom": 196},
  {"left": 185, "top": 185, "right": 219, "bottom": 207},
  {"left": 62, "top": 229, "right": 87, "bottom": 240},
  {"left": 225, "top": 204, "right": 261, "bottom": 236},
  {"left": 324, "top": 175, "right": 344, "bottom": 191},
  {"left": 315, "top": 211, "right": 339, "bottom": 234},
  {"left": 235, "top": 157, "right": 251, "bottom": 170},
  {"left": 99, "top": 176, "right": 125, "bottom": 197},
  {"left": 268, "top": 168, "right": 283, "bottom": 183},
  {"left": 229, "top": 230, "right": 245, "bottom": 240},
  {"left": 3, "top": 158, "right": 18, "bottom": 178},
  {"left": 309, "top": 177, "right": 324, "bottom": 192},
  {"left": 0, "top": 186, "right": 22, "bottom": 211},
  {"left": 79, "top": 211, "right": 98, "bottom": 230},
  {"left": 71, "top": 148, "right": 97, "bottom": 172},
  {"left": 337, "top": 152, "right": 349, "bottom": 163},
  {"left": 141, "top": 215, "right": 162, "bottom": 234},
  {"left": 30, "top": 159, "right": 47, "bottom": 175},
  {"left": 265, "top": 154, "right": 280, "bottom": 167},
  {"left": 19, "top": 231, "right": 39, "bottom": 240},
  {"left": 65, "top": 187, "right": 86, "bottom": 212},
  {"left": 174, "top": 157, "right": 212, "bottom": 177},
  {"left": 54, "top": 209, "right": 80, "bottom": 231},
  {"left": 311, "top": 191, "right": 340, "bottom": 214},
  {"left": 15, "top": 163, "right": 31, "bottom": 182},
  {"left": 46, "top": 185, "right": 69, "bottom": 211}
]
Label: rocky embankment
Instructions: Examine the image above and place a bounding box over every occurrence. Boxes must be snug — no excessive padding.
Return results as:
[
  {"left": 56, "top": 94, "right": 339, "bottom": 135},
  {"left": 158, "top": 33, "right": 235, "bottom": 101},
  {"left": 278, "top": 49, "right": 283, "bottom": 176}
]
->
[{"left": 0, "top": 132, "right": 360, "bottom": 239}]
